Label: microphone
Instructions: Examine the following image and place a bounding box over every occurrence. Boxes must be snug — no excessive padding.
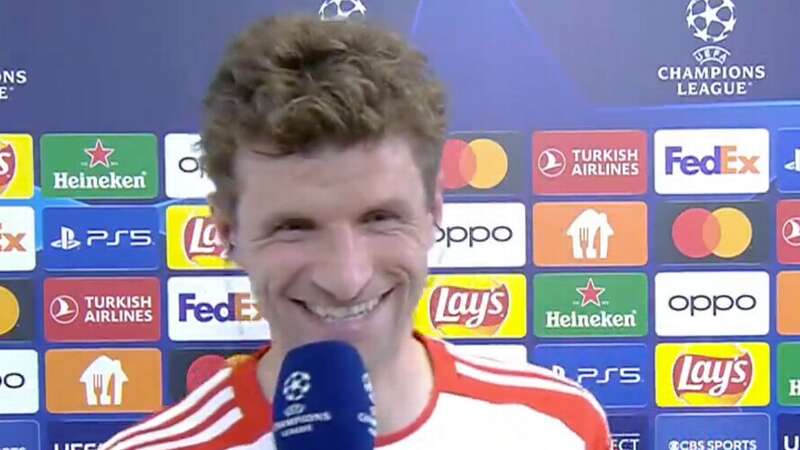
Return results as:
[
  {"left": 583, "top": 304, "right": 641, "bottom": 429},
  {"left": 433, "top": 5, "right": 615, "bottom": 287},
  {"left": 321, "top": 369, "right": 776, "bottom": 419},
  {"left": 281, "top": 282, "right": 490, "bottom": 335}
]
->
[{"left": 272, "top": 341, "right": 377, "bottom": 450}]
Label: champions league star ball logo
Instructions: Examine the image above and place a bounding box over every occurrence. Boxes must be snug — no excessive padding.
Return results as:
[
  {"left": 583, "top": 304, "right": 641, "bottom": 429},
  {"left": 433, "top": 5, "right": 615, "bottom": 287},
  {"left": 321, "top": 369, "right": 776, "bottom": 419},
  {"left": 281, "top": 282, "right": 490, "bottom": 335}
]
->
[
  {"left": 657, "top": 0, "right": 766, "bottom": 97},
  {"left": 283, "top": 371, "right": 312, "bottom": 402},
  {"left": 319, "top": 0, "right": 367, "bottom": 22},
  {"left": 686, "top": 0, "right": 737, "bottom": 65}
]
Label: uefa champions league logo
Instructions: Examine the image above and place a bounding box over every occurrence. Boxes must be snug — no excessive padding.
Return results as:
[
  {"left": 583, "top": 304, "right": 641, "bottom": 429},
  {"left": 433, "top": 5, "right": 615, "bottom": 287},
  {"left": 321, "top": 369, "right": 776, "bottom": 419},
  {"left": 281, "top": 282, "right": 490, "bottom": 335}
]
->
[
  {"left": 283, "top": 371, "right": 312, "bottom": 402},
  {"left": 319, "top": 0, "right": 367, "bottom": 22},
  {"left": 686, "top": 0, "right": 737, "bottom": 65},
  {"left": 656, "top": 0, "right": 766, "bottom": 98}
]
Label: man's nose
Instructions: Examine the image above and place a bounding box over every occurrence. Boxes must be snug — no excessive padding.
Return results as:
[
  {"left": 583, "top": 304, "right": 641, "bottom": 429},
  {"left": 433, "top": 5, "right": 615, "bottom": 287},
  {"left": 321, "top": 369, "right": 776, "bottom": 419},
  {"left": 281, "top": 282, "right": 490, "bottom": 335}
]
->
[{"left": 311, "top": 226, "right": 373, "bottom": 302}]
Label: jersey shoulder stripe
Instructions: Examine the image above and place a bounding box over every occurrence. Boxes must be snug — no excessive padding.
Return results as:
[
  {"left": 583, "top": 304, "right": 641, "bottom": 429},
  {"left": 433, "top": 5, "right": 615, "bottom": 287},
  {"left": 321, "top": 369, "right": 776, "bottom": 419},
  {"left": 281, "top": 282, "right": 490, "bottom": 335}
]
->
[{"left": 100, "top": 367, "right": 237, "bottom": 450}]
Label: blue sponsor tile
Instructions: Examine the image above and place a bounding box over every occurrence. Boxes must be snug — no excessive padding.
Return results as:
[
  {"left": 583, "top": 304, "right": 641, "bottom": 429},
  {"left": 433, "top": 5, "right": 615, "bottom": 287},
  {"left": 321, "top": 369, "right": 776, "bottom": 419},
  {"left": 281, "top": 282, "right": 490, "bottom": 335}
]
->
[
  {"left": 532, "top": 344, "right": 651, "bottom": 408},
  {"left": 656, "top": 413, "right": 768, "bottom": 450}
]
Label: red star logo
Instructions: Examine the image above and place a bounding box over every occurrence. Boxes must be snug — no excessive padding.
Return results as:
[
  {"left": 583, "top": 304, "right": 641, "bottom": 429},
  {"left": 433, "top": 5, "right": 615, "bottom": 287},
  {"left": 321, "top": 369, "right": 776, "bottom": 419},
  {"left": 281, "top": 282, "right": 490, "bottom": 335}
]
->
[
  {"left": 576, "top": 278, "right": 605, "bottom": 307},
  {"left": 84, "top": 139, "right": 115, "bottom": 168}
]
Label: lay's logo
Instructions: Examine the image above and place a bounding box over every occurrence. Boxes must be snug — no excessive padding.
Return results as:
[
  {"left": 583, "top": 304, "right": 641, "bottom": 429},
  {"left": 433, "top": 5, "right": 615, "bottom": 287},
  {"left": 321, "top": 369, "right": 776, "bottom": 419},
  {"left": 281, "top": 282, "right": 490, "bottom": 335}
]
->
[
  {"left": 167, "top": 206, "right": 237, "bottom": 270},
  {"left": 673, "top": 353, "right": 753, "bottom": 402},
  {"left": 656, "top": 342, "right": 770, "bottom": 407},
  {"left": 0, "top": 142, "right": 17, "bottom": 193},
  {"left": 0, "top": 135, "right": 33, "bottom": 199},
  {"left": 429, "top": 284, "right": 509, "bottom": 333},
  {"left": 183, "top": 216, "right": 227, "bottom": 261},
  {"left": 414, "top": 274, "right": 525, "bottom": 339}
]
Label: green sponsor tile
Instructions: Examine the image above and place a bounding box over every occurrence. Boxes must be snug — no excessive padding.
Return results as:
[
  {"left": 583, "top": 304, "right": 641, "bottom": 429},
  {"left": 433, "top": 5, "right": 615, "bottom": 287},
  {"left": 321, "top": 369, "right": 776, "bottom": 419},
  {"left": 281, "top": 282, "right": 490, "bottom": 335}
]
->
[
  {"left": 534, "top": 273, "right": 648, "bottom": 337},
  {"left": 41, "top": 134, "right": 158, "bottom": 199},
  {"left": 779, "top": 342, "right": 800, "bottom": 406}
]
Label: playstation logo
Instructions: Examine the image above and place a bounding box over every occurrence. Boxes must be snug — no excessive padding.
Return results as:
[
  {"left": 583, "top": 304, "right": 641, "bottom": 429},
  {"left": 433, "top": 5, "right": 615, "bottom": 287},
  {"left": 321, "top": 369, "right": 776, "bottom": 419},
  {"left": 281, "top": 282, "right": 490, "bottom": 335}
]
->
[
  {"left": 785, "top": 148, "right": 800, "bottom": 172},
  {"left": 50, "top": 226, "right": 81, "bottom": 250}
]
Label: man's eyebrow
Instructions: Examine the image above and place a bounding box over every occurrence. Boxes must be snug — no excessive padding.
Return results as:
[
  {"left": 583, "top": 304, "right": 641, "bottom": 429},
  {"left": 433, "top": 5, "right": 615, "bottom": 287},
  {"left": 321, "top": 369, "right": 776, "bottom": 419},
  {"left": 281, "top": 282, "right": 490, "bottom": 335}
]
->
[
  {"left": 362, "top": 198, "right": 415, "bottom": 215},
  {"left": 257, "top": 211, "right": 316, "bottom": 229}
]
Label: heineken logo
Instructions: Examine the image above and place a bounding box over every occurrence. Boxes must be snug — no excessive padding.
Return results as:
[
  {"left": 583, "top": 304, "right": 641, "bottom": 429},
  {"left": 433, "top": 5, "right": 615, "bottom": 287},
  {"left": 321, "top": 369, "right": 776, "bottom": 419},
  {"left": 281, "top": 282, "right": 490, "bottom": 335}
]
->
[
  {"left": 41, "top": 134, "right": 158, "bottom": 199},
  {"left": 534, "top": 273, "right": 648, "bottom": 338},
  {"left": 83, "top": 139, "right": 115, "bottom": 168},
  {"left": 576, "top": 278, "right": 605, "bottom": 307}
]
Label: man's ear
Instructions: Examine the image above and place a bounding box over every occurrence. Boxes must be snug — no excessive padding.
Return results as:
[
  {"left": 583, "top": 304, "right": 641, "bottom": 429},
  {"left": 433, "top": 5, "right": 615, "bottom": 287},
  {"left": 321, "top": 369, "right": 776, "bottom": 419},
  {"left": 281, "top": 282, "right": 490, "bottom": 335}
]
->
[
  {"left": 208, "top": 191, "right": 238, "bottom": 261},
  {"left": 432, "top": 180, "right": 443, "bottom": 228},
  {"left": 427, "top": 171, "right": 444, "bottom": 248}
]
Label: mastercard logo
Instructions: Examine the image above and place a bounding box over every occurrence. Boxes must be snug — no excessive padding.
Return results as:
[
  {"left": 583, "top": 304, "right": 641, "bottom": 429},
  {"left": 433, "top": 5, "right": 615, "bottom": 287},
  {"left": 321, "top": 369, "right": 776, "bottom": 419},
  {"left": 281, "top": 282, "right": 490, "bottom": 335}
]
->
[
  {"left": 441, "top": 138, "right": 508, "bottom": 190},
  {"left": 672, "top": 207, "right": 752, "bottom": 258},
  {"left": 0, "top": 286, "right": 20, "bottom": 336}
]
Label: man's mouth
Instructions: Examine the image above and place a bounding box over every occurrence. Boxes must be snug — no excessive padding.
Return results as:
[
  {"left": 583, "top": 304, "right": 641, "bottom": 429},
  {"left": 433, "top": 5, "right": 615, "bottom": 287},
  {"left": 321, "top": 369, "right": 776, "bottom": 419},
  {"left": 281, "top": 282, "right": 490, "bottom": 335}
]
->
[{"left": 293, "top": 289, "right": 393, "bottom": 323}]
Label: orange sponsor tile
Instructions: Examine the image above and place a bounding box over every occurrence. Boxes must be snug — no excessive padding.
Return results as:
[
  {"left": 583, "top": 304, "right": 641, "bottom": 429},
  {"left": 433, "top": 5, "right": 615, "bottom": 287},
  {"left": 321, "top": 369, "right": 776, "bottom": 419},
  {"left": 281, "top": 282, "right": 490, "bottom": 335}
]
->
[
  {"left": 46, "top": 348, "right": 162, "bottom": 413},
  {"left": 533, "top": 202, "right": 648, "bottom": 267},
  {"left": 778, "top": 272, "right": 800, "bottom": 335}
]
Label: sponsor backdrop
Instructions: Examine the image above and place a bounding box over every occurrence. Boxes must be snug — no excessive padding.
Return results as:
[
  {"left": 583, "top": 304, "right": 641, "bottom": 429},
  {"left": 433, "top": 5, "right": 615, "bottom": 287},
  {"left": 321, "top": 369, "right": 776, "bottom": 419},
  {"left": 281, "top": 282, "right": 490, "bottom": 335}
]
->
[{"left": 1, "top": 0, "right": 799, "bottom": 448}]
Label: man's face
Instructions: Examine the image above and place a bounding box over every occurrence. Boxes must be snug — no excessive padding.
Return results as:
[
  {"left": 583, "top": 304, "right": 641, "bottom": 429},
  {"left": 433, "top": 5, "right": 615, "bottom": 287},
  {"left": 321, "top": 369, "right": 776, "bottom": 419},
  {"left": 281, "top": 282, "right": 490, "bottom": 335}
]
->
[{"left": 220, "top": 136, "right": 441, "bottom": 365}]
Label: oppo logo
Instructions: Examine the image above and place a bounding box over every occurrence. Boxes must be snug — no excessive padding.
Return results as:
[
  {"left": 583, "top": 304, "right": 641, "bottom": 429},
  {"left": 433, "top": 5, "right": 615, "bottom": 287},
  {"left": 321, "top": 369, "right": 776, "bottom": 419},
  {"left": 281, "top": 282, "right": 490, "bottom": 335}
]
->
[
  {"left": 668, "top": 294, "right": 757, "bottom": 316},
  {"left": 0, "top": 372, "right": 25, "bottom": 389},
  {"left": 178, "top": 156, "right": 206, "bottom": 178},
  {"left": 435, "top": 224, "right": 513, "bottom": 248},
  {"left": 655, "top": 271, "right": 769, "bottom": 337}
]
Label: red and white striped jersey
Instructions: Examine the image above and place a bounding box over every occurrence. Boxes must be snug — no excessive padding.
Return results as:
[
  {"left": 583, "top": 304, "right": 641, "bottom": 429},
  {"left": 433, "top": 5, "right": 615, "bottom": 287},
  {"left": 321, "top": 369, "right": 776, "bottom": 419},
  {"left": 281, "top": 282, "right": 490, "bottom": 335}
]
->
[{"left": 100, "top": 334, "right": 610, "bottom": 450}]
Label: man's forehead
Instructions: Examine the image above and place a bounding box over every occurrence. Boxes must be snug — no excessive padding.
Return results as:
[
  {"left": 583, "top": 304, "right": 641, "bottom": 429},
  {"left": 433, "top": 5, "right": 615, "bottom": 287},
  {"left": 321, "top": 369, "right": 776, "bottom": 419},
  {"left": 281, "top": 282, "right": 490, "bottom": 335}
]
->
[{"left": 234, "top": 136, "right": 421, "bottom": 179}]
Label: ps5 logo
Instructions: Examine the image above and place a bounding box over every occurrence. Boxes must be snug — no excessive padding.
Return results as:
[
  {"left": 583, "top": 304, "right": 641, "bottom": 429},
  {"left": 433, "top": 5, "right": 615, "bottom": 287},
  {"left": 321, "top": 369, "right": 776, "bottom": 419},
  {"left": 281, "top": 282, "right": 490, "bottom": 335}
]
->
[
  {"left": 785, "top": 148, "right": 800, "bottom": 172},
  {"left": 553, "top": 365, "right": 642, "bottom": 385},
  {"left": 50, "top": 226, "right": 153, "bottom": 250}
]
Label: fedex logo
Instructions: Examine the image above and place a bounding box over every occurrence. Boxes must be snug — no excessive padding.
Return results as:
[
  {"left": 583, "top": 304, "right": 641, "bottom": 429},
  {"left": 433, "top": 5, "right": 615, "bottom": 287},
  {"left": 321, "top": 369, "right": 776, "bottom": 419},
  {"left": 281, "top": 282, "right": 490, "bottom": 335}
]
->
[
  {"left": 168, "top": 277, "right": 270, "bottom": 341},
  {"left": 665, "top": 146, "right": 759, "bottom": 175},
  {"left": 655, "top": 129, "right": 769, "bottom": 194},
  {"left": 178, "top": 292, "right": 261, "bottom": 323}
]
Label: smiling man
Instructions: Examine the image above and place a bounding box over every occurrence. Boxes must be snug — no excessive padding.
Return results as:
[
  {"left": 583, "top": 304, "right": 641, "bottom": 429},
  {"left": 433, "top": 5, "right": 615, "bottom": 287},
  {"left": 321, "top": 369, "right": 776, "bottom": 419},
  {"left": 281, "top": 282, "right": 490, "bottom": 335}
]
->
[{"left": 101, "top": 16, "right": 610, "bottom": 450}]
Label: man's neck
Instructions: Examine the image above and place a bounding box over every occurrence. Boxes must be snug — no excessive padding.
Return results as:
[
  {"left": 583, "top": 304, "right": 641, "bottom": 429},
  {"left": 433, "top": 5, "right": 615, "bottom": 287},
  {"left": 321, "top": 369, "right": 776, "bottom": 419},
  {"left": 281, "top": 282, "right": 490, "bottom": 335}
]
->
[{"left": 256, "top": 335, "right": 435, "bottom": 436}]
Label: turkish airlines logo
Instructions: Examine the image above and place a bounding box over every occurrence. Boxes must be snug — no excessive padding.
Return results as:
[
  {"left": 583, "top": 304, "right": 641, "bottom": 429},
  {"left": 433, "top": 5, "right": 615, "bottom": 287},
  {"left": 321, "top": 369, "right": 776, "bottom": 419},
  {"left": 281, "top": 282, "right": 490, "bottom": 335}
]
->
[
  {"left": 44, "top": 277, "right": 161, "bottom": 342},
  {"left": 778, "top": 200, "right": 800, "bottom": 264},
  {"left": 537, "top": 148, "right": 567, "bottom": 178},
  {"left": 532, "top": 130, "right": 647, "bottom": 195},
  {"left": 50, "top": 295, "right": 79, "bottom": 324}
]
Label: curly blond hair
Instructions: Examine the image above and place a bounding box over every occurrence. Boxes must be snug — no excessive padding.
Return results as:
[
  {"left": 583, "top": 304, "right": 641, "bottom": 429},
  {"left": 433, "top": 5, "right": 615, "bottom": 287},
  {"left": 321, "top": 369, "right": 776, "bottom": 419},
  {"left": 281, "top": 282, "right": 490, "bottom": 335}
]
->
[{"left": 200, "top": 15, "right": 447, "bottom": 215}]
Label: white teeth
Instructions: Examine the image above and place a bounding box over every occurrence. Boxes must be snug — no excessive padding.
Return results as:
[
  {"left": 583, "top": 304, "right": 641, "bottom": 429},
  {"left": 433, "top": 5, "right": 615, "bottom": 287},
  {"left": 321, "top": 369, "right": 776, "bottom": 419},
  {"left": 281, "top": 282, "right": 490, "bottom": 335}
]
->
[{"left": 307, "top": 297, "right": 381, "bottom": 322}]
